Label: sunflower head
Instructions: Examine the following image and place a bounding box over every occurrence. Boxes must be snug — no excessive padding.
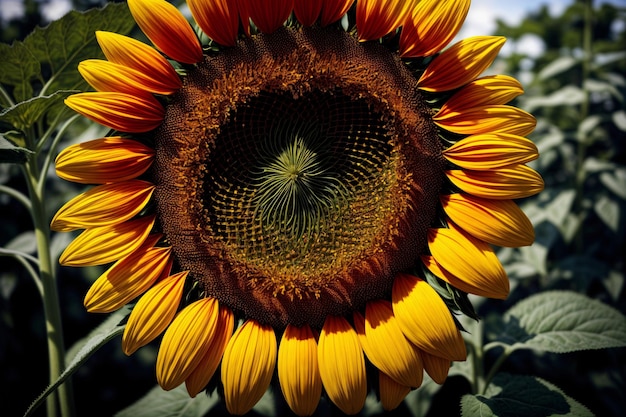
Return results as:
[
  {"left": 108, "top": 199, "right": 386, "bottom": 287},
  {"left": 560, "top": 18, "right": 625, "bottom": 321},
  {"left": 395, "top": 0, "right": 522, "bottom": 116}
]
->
[{"left": 56, "top": 0, "right": 543, "bottom": 415}]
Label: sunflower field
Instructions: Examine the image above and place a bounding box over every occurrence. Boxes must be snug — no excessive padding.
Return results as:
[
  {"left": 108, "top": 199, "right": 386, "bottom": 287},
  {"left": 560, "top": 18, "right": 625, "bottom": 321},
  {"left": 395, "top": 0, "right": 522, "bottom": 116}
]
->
[{"left": 1, "top": 1, "right": 625, "bottom": 417}]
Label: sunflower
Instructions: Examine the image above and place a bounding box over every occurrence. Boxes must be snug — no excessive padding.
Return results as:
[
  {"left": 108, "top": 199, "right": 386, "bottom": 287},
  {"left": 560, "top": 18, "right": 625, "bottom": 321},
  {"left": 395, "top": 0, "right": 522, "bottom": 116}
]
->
[{"left": 54, "top": 0, "right": 543, "bottom": 415}]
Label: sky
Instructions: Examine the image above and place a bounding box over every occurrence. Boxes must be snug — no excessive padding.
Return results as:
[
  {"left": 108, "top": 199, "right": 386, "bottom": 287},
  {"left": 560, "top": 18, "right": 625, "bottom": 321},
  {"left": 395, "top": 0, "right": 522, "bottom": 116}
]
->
[{"left": 1, "top": 0, "right": 625, "bottom": 55}]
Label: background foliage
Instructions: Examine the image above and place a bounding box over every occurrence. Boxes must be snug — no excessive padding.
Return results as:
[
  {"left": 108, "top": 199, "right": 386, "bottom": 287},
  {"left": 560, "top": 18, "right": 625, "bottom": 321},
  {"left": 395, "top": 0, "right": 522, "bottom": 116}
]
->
[{"left": 1, "top": 1, "right": 625, "bottom": 416}]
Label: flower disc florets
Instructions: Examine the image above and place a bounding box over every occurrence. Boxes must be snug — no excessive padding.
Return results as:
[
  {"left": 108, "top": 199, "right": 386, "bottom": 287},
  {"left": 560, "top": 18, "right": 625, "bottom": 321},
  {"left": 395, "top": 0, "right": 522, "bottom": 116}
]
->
[{"left": 154, "top": 27, "right": 443, "bottom": 328}]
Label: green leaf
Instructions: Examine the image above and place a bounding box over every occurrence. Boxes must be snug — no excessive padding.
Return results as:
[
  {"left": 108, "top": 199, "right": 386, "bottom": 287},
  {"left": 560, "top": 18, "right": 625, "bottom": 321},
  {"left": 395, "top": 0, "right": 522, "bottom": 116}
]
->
[
  {"left": 612, "top": 110, "right": 626, "bottom": 131},
  {"left": 537, "top": 56, "right": 579, "bottom": 81},
  {"left": 499, "top": 291, "right": 626, "bottom": 353},
  {"left": 0, "top": 133, "right": 33, "bottom": 163},
  {"left": 5, "top": 231, "right": 37, "bottom": 254},
  {"left": 594, "top": 195, "right": 620, "bottom": 233},
  {"left": 461, "top": 373, "right": 593, "bottom": 417},
  {"left": 524, "top": 85, "right": 585, "bottom": 112},
  {"left": 0, "top": 42, "right": 40, "bottom": 103},
  {"left": 0, "top": 91, "right": 74, "bottom": 132},
  {"left": 115, "top": 385, "right": 218, "bottom": 417},
  {"left": 24, "top": 308, "right": 128, "bottom": 417}
]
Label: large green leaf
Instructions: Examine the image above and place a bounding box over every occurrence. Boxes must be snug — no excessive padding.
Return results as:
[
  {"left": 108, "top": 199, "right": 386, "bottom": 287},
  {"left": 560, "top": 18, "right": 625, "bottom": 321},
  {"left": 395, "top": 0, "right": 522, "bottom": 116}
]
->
[
  {"left": 0, "top": 133, "right": 33, "bottom": 163},
  {"left": 1, "top": 2, "right": 135, "bottom": 106},
  {"left": 0, "top": 91, "right": 73, "bottom": 132},
  {"left": 461, "top": 373, "right": 593, "bottom": 417},
  {"left": 498, "top": 291, "right": 626, "bottom": 353},
  {"left": 115, "top": 385, "right": 218, "bottom": 417}
]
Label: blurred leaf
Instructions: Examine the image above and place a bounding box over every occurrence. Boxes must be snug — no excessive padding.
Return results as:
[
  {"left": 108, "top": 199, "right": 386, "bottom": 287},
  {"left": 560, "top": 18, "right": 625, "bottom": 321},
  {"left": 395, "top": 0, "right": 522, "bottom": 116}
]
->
[
  {"left": 5, "top": 231, "right": 36, "bottom": 254},
  {"left": 582, "top": 157, "right": 615, "bottom": 173},
  {"left": 593, "top": 51, "right": 626, "bottom": 68},
  {"left": 577, "top": 115, "right": 602, "bottom": 143},
  {"left": 600, "top": 168, "right": 626, "bottom": 199},
  {"left": 499, "top": 291, "right": 626, "bottom": 353},
  {"left": 537, "top": 56, "right": 578, "bottom": 81},
  {"left": 0, "top": 134, "right": 33, "bottom": 163},
  {"left": 0, "top": 42, "right": 40, "bottom": 103},
  {"left": 612, "top": 110, "right": 626, "bottom": 131},
  {"left": 524, "top": 85, "right": 585, "bottom": 112},
  {"left": 0, "top": 91, "right": 73, "bottom": 133},
  {"left": 461, "top": 373, "right": 593, "bottom": 417},
  {"left": 24, "top": 312, "right": 126, "bottom": 417},
  {"left": 519, "top": 243, "right": 548, "bottom": 277},
  {"left": 604, "top": 270, "right": 625, "bottom": 302},
  {"left": 594, "top": 195, "right": 620, "bottom": 232},
  {"left": 584, "top": 79, "right": 623, "bottom": 102},
  {"left": 114, "top": 385, "right": 218, "bottom": 417}
]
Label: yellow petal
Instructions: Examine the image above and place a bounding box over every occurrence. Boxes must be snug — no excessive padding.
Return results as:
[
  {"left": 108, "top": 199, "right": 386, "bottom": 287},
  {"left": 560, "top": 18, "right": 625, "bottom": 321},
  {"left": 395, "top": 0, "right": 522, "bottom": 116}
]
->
[
  {"left": 421, "top": 351, "right": 450, "bottom": 384},
  {"left": 434, "top": 105, "right": 536, "bottom": 137},
  {"left": 96, "top": 31, "right": 181, "bottom": 92},
  {"left": 55, "top": 137, "right": 154, "bottom": 185},
  {"left": 188, "top": 0, "right": 240, "bottom": 46},
  {"left": 59, "top": 215, "right": 155, "bottom": 266},
  {"left": 221, "top": 320, "right": 277, "bottom": 415},
  {"left": 442, "top": 75, "right": 524, "bottom": 108},
  {"left": 426, "top": 221, "right": 509, "bottom": 299},
  {"left": 318, "top": 316, "right": 366, "bottom": 415},
  {"left": 441, "top": 193, "right": 535, "bottom": 247},
  {"left": 65, "top": 92, "right": 164, "bottom": 133},
  {"left": 84, "top": 235, "right": 171, "bottom": 313},
  {"left": 446, "top": 164, "right": 545, "bottom": 200},
  {"left": 391, "top": 273, "right": 466, "bottom": 361},
  {"left": 79, "top": 59, "right": 179, "bottom": 97},
  {"left": 51, "top": 180, "right": 155, "bottom": 232},
  {"left": 399, "top": 0, "right": 470, "bottom": 57},
  {"left": 354, "top": 301, "right": 423, "bottom": 387},
  {"left": 127, "top": 0, "right": 203, "bottom": 64},
  {"left": 185, "top": 306, "right": 234, "bottom": 397},
  {"left": 443, "top": 133, "right": 539, "bottom": 170},
  {"left": 418, "top": 36, "right": 506, "bottom": 92},
  {"left": 379, "top": 371, "right": 411, "bottom": 411},
  {"left": 278, "top": 324, "right": 323, "bottom": 416},
  {"left": 157, "top": 298, "right": 220, "bottom": 390},
  {"left": 243, "top": 0, "right": 293, "bottom": 34},
  {"left": 356, "top": 0, "right": 412, "bottom": 41},
  {"left": 122, "top": 271, "right": 188, "bottom": 355}
]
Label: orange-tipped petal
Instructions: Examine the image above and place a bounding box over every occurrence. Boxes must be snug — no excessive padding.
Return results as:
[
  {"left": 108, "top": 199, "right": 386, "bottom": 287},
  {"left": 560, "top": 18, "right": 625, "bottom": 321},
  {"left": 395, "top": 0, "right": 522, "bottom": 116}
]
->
[
  {"left": 379, "top": 371, "right": 411, "bottom": 411},
  {"left": 318, "top": 316, "right": 367, "bottom": 415},
  {"left": 96, "top": 31, "right": 181, "bottom": 92},
  {"left": 59, "top": 215, "right": 155, "bottom": 266},
  {"left": 293, "top": 0, "right": 323, "bottom": 26},
  {"left": 426, "top": 221, "right": 509, "bottom": 299},
  {"left": 446, "top": 165, "right": 545, "bottom": 200},
  {"left": 356, "top": 0, "right": 412, "bottom": 41},
  {"left": 391, "top": 273, "right": 466, "bottom": 361},
  {"left": 278, "top": 324, "right": 323, "bottom": 416},
  {"left": 127, "top": 0, "right": 202, "bottom": 64},
  {"left": 55, "top": 137, "right": 154, "bottom": 185},
  {"left": 353, "top": 302, "right": 423, "bottom": 387},
  {"left": 122, "top": 271, "right": 188, "bottom": 355},
  {"left": 156, "top": 298, "right": 220, "bottom": 390},
  {"left": 418, "top": 36, "right": 506, "bottom": 92},
  {"left": 441, "top": 193, "right": 535, "bottom": 247},
  {"left": 51, "top": 180, "right": 155, "bottom": 232},
  {"left": 84, "top": 235, "right": 171, "bottom": 313},
  {"left": 78, "top": 59, "right": 179, "bottom": 97},
  {"left": 188, "top": 0, "right": 240, "bottom": 46},
  {"left": 443, "top": 75, "right": 524, "bottom": 108},
  {"left": 221, "top": 320, "right": 277, "bottom": 415},
  {"left": 244, "top": 0, "right": 293, "bottom": 33},
  {"left": 185, "top": 306, "right": 234, "bottom": 397},
  {"left": 399, "top": 0, "right": 470, "bottom": 57},
  {"left": 434, "top": 105, "right": 536, "bottom": 137},
  {"left": 65, "top": 92, "right": 164, "bottom": 133},
  {"left": 421, "top": 351, "right": 451, "bottom": 384},
  {"left": 443, "top": 133, "right": 539, "bottom": 170},
  {"left": 320, "top": 0, "right": 354, "bottom": 26}
]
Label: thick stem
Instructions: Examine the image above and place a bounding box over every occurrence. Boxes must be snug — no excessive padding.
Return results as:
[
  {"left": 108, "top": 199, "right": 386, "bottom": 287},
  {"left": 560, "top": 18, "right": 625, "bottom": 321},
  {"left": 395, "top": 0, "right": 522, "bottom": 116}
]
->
[{"left": 24, "top": 158, "right": 75, "bottom": 417}]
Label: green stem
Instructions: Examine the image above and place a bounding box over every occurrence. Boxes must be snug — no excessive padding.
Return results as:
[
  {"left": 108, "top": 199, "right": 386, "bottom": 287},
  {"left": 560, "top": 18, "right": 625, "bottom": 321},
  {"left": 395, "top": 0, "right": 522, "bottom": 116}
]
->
[
  {"left": 0, "top": 184, "right": 32, "bottom": 211},
  {"left": 0, "top": 250, "right": 42, "bottom": 295},
  {"left": 470, "top": 320, "right": 485, "bottom": 395},
  {"left": 38, "top": 114, "right": 80, "bottom": 189},
  {"left": 573, "top": 0, "right": 593, "bottom": 253},
  {"left": 482, "top": 346, "right": 515, "bottom": 395},
  {"left": 23, "top": 157, "right": 75, "bottom": 417}
]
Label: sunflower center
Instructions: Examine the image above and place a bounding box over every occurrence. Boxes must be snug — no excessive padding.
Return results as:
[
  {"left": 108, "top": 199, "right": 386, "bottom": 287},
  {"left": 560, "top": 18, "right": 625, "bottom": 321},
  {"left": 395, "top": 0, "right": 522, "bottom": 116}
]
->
[{"left": 153, "top": 26, "right": 444, "bottom": 328}]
